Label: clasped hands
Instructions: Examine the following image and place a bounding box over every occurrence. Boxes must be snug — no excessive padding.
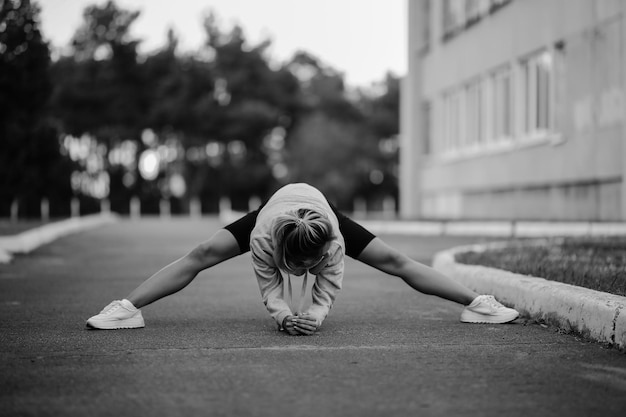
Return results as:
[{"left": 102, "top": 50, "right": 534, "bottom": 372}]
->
[{"left": 282, "top": 313, "right": 319, "bottom": 336}]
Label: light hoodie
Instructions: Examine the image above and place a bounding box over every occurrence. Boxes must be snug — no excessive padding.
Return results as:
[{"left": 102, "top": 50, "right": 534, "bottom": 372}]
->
[{"left": 250, "top": 183, "right": 345, "bottom": 328}]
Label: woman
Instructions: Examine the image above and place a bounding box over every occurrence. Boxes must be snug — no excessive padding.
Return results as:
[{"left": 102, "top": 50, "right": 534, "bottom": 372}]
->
[{"left": 86, "top": 183, "right": 519, "bottom": 334}]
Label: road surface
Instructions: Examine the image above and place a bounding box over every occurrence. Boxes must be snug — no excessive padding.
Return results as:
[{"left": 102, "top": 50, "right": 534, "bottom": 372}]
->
[{"left": 1, "top": 218, "right": 625, "bottom": 416}]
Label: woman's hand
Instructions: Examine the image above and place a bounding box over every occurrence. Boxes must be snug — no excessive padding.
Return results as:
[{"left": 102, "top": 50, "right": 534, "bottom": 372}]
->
[
  {"left": 282, "top": 315, "right": 300, "bottom": 335},
  {"left": 293, "top": 313, "right": 319, "bottom": 335},
  {"left": 282, "top": 314, "right": 319, "bottom": 335}
]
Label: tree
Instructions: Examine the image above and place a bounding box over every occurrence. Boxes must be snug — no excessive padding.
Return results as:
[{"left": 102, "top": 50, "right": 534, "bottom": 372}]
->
[
  {"left": 48, "top": 1, "right": 149, "bottom": 213},
  {"left": 50, "top": 0, "right": 144, "bottom": 144},
  {"left": 356, "top": 73, "right": 401, "bottom": 206},
  {"left": 286, "top": 112, "right": 378, "bottom": 208},
  {"left": 363, "top": 73, "right": 400, "bottom": 139},
  {"left": 42, "top": 3, "right": 401, "bottom": 216},
  {"left": 283, "top": 51, "right": 382, "bottom": 209},
  {"left": 0, "top": 0, "right": 71, "bottom": 217},
  {"left": 187, "top": 13, "right": 302, "bottom": 208},
  {"left": 70, "top": 0, "right": 140, "bottom": 62}
]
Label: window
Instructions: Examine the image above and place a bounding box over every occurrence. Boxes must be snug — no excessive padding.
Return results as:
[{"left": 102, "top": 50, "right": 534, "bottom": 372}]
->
[
  {"left": 492, "top": 67, "right": 513, "bottom": 141},
  {"left": 442, "top": 0, "right": 511, "bottom": 40},
  {"left": 442, "top": 0, "right": 466, "bottom": 38},
  {"left": 465, "top": 0, "right": 483, "bottom": 25},
  {"left": 441, "top": 82, "right": 489, "bottom": 155},
  {"left": 465, "top": 80, "right": 486, "bottom": 147},
  {"left": 438, "top": 71, "right": 513, "bottom": 156},
  {"left": 490, "top": 0, "right": 512, "bottom": 13},
  {"left": 478, "top": 0, "right": 493, "bottom": 15},
  {"left": 422, "top": 101, "right": 432, "bottom": 154},
  {"left": 443, "top": 93, "right": 453, "bottom": 152},
  {"left": 432, "top": 46, "right": 561, "bottom": 159},
  {"left": 521, "top": 50, "right": 554, "bottom": 136},
  {"left": 421, "top": 0, "right": 431, "bottom": 52},
  {"left": 443, "top": 90, "right": 464, "bottom": 152}
]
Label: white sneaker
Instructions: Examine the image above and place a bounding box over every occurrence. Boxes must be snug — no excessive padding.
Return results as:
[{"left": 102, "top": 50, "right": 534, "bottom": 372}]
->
[
  {"left": 86, "top": 299, "right": 145, "bottom": 329},
  {"left": 461, "top": 295, "right": 519, "bottom": 324}
]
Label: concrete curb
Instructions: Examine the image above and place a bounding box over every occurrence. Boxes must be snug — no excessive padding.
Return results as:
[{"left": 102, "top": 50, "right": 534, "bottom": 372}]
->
[
  {"left": 0, "top": 213, "right": 118, "bottom": 264},
  {"left": 432, "top": 240, "right": 626, "bottom": 351},
  {"left": 358, "top": 220, "right": 626, "bottom": 237}
]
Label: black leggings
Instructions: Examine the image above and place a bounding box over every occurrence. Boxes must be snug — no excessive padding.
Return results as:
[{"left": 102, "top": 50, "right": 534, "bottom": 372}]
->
[{"left": 223, "top": 203, "right": 376, "bottom": 259}]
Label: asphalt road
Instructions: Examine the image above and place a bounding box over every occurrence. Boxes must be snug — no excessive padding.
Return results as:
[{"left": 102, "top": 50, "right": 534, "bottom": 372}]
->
[{"left": 1, "top": 218, "right": 625, "bottom": 417}]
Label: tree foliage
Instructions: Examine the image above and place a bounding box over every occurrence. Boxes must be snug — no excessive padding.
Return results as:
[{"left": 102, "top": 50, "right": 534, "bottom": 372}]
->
[
  {"left": 284, "top": 52, "right": 399, "bottom": 209},
  {"left": 0, "top": 0, "right": 71, "bottom": 216},
  {"left": 1, "top": 0, "right": 400, "bottom": 216},
  {"left": 50, "top": 0, "right": 144, "bottom": 144}
]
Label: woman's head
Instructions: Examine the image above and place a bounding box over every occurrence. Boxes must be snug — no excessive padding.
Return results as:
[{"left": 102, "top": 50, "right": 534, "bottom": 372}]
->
[{"left": 272, "top": 208, "right": 336, "bottom": 272}]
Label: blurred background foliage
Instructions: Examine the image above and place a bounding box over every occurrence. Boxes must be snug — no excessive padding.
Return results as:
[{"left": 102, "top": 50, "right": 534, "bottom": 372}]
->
[{"left": 0, "top": 0, "right": 400, "bottom": 217}]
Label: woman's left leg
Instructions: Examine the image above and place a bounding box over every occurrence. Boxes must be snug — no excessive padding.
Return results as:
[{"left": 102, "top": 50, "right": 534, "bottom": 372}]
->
[
  {"left": 328, "top": 204, "right": 477, "bottom": 305},
  {"left": 329, "top": 203, "right": 518, "bottom": 323},
  {"left": 356, "top": 237, "right": 477, "bottom": 305}
]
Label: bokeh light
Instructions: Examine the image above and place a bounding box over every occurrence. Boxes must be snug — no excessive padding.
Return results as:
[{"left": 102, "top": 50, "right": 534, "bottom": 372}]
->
[
  {"left": 169, "top": 173, "right": 187, "bottom": 198},
  {"left": 138, "top": 149, "right": 160, "bottom": 181}
]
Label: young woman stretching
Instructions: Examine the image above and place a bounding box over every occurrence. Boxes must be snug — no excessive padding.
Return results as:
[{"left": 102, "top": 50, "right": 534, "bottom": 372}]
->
[{"left": 86, "top": 183, "right": 519, "bottom": 334}]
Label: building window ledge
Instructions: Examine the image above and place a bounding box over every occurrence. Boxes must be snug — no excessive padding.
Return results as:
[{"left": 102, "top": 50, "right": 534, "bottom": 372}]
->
[
  {"left": 518, "top": 131, "right": 564, "bottom": 147},
  {"left": 429, "top": 131, "right": 564, "bottom": 165}
]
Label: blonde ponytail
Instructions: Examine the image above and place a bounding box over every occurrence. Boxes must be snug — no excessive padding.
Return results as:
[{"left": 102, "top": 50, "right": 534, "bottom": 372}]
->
[{"left": 271, "top": 208, "right": 335, "bottom": 271}]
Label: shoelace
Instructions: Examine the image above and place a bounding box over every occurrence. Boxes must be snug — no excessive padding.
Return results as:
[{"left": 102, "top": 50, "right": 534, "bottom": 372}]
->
[
  {"left": 286, "top": 271, "right": 308, "bottom": 315},
  {"left": 99, "top": 300, "right": 121, "bottom": 315},
  {"left": 482, "top": 295, "right": 503, "bottom": 309}
]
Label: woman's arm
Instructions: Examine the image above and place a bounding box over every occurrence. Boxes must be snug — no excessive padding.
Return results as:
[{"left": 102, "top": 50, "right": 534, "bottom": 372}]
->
[
  {"left": 305, "top": 243, "right": 344, "bottom": 326},
  {"left": 250, "top": 237, "right": 293, "bottom": 326}
]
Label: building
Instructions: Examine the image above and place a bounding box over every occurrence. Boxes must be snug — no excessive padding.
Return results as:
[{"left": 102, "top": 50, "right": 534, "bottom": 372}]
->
[{"left": 400, "top": 0, "right": 626, "bottom": 221}]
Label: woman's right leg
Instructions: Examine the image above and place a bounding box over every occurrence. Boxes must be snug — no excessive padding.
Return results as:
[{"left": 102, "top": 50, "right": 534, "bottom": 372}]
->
[
  {"left": 86, "top": 229, "right": 242, "bottom": 329},
  {"left": 87, "top": 210, "right": 260, "bottom": 329},
  {"left": 126, "top": 206, "right": 262, "bottom": 308},
  {"left": 126, "top": 229, "right": 242, "bottom": 308}
]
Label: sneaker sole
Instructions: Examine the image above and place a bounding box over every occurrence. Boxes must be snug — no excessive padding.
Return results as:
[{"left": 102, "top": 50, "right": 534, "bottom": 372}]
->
[
  {"left": 85, "top": 318, "right": 145, "bottom": 330},
  {"left": 460, "top": 310, "right": 520, "bottom": 324}
]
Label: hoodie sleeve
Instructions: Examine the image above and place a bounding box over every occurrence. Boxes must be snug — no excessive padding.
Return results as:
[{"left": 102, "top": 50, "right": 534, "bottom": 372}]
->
[
  {"left": 250, "top": 236, "right": 292, "bottom": 327},
  {"left": 305, "top": 243, "right": 344, "bottom": 326}
]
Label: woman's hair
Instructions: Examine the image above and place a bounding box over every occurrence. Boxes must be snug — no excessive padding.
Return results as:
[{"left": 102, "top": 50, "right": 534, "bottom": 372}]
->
[{"left": 272, "top": 208, "right": 336, "bottom": 272}]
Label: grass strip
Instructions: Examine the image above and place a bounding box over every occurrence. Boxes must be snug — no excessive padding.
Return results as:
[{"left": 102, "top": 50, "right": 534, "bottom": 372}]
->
[{"left": 455, "top": 237, "right": 626, "bottom": 297}]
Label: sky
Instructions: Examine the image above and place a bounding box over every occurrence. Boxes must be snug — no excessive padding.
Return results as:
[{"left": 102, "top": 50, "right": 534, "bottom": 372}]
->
[{"left": 37, "top": 0, "right": 407, "bottom": 87}]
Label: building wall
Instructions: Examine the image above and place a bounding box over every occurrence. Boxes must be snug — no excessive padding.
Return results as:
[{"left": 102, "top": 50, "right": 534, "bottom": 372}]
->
[{"left": 401, "top": 0, "right": 626, "bottom": 220}]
